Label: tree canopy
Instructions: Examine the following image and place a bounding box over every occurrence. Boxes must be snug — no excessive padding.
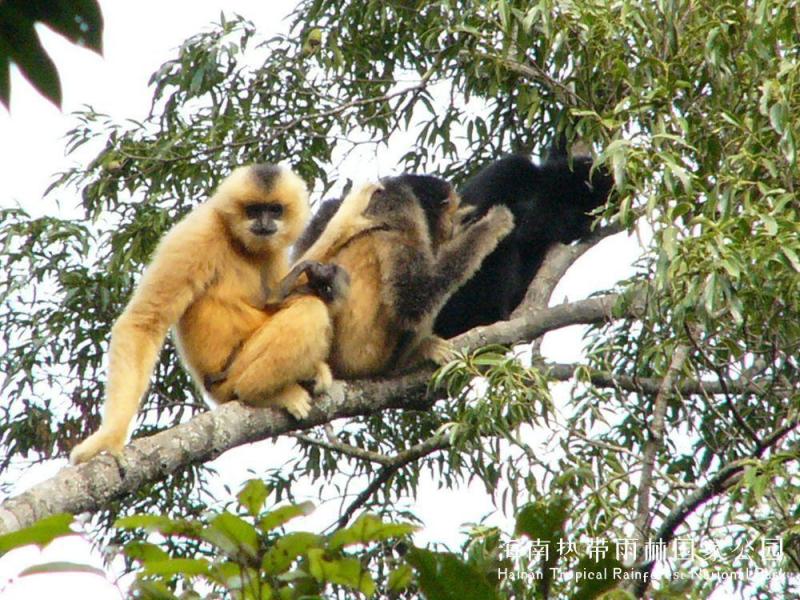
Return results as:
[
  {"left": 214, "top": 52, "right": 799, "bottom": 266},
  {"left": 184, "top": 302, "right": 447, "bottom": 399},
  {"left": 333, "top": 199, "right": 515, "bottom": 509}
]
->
[{"left": 0, "top": 0, "right": 798, "bottom": 598}]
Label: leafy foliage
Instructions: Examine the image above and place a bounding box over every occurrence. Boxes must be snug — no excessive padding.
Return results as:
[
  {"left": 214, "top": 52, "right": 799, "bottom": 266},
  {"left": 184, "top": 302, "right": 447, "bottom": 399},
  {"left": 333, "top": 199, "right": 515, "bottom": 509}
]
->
[
  {"left": 0, "top": 0, "right": 103, "bottom": 107},
  {"left": 1, "top": 0, "right": 800, "bottom": 598}
]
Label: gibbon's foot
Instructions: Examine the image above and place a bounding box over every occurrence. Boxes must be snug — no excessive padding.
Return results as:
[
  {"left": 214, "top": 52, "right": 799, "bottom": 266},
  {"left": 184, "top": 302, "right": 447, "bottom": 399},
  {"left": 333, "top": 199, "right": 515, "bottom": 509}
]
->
[
  {"left": 312, "top": 362, "right": 334, "bottom": 394},
  {"left": 419, "top": 335, "right": 456, "bottom": 366},
  {"left": 484, "top": 205, "right": 515, "bottom": 239},
  {"left": 272, "top": 383, "right": 313, "bottom": 419},
  {"left": 70, "top": 428, "right": 126, "bottom": 465},
  {"left": 203, "top": 369, "right": 228, "bottom": 392}
]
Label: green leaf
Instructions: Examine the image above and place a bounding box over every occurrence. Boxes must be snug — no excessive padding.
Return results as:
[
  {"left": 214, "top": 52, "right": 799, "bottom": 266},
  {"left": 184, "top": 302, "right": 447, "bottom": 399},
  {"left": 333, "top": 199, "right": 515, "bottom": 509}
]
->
[
  {"left": 783, "top": 247, "right": 800, "bottom": 273},
  {"left": 329, "top": 514, "right": 416, "bottom": 550},
  {"left": 114, "top": 514, "right": 199, "bottom": 536},
  {"left": 0, "top": 6, "right": 62, "bottom": 106},
  {"left": 201, "top": 513, "right": 259, "bottom": 560},
  {"left": 257, "top": 501, "right": 315, "bottom": 532},
  {"left": 387, "top": 564, "right": 413, "bottom": 591},
  {"left": 19, "top": 561, "right": 105, "bottom": 578},
  {"left": 123, "top": 541, "right": 171, "bottom": 564},
  {"left": 307, "top": 548, "right": 376, "bottom": 596},
  {"left": 238, "top": 478, "right": 270, "bottom": 517},
  {"left": 769, "top": 102, "right": 788, "bottom": 134},
  {"left": 262, "top": 532, "right": 323, "bottom": 575},
  {"left": 143, "top": 558, "right": 212, "bottom": 577},
  {"left": 514, "top": 499, "right": 570, "bottom": 542},
  {"left": 0, "top": 51, "right": 9, "bottom": 107},
  {"left": 406, "top": 547, "right": 498, "bottom": 600},
  {"left": 572, "top": 555, "right": 626, "bottom": 600},
  {"left": 0, "top": 514, "right": 74, "bottom": 556}
]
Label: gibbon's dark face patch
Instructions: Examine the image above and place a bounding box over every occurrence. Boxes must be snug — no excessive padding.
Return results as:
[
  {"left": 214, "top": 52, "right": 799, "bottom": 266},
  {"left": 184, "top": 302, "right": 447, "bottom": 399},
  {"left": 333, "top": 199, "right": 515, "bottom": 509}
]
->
[{"left": 246, "top": 202, "right": 284, "bottom": 236}]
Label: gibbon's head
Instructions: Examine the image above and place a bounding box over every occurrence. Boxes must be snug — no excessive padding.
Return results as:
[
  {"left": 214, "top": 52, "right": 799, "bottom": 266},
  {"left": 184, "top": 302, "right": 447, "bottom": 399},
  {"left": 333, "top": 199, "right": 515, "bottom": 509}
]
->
[
  {"left": 364, "top": 174, "right": 460, "bottom": 248},
  {"left": 279, "top": 260, "right": 350, "bottom": 312},
  {"left": 212, "top": 164, "right": 310, "bottom": 255}
]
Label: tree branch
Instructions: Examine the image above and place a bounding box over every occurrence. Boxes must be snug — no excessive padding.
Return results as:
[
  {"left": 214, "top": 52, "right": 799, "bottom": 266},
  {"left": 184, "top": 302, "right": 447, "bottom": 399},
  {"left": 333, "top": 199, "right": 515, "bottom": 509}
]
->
[
  {"left": 545, "top": 362, "right": 789, "bottom": 399},
  {"left": 634, "top": 342, "right": 691, "bottom": 559},
  {"left": 0, "top": 294, "right": 621, "bottom": 535},
  {"left": 338, "top": 433, "right": 450, "bottom": 528}
]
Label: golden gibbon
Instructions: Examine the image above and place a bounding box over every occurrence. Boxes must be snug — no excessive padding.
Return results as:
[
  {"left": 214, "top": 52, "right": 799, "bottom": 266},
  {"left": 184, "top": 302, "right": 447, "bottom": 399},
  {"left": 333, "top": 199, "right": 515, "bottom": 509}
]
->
[
  {"left": 296, "top": 174, "right": 515, "bottom": 378},
  {"left": 204, "top": 259, "right": 350, "bottom": 408},
  {"left": 70, "top": 164, "right": 317, "bottom": 464}
]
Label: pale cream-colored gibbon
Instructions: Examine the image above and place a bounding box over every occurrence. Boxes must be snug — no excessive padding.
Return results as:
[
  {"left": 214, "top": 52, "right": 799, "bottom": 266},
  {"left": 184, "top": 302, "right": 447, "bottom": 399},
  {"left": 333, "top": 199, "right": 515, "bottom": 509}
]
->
[
  {"left": 70, "top": 164, "right": 329, "bottom": 464},
  {"left": 295, "top": 174, "right": 515, "bottom": 378}
]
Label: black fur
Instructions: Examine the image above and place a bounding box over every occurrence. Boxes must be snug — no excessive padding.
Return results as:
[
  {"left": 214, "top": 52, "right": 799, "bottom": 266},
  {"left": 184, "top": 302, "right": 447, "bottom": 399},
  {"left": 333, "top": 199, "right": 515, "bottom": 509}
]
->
[
  {"left": 433, "top": 152, "right": 613, "bottom": 338},
  {"left": 292, "top": 151, "right": 611, "bottom": 340}
]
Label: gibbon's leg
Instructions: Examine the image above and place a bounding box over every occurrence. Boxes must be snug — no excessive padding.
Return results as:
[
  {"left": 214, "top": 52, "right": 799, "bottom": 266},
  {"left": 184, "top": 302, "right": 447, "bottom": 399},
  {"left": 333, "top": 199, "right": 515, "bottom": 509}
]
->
[
  {"left": 212, "top": 298, "right": 330, "bottom": 409},
  {"left": 69, "top": 315, "right": 164, "bottom": 464},
  {"left": 386, "top": 205, "right": 515, "bottom": 330}
]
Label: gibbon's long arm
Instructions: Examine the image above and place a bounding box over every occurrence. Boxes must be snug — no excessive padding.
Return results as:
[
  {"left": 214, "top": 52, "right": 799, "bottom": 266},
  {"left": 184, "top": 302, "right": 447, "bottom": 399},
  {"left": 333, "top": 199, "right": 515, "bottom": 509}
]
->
[
  {"left": 380, "top": 205, "right": 515, "bottom": 329},
  {"left": 70, "top": 221, "right": 217, "bottom": 464},
  {"left": 298, "top": 183, "right": 380, "bottom": 263}
]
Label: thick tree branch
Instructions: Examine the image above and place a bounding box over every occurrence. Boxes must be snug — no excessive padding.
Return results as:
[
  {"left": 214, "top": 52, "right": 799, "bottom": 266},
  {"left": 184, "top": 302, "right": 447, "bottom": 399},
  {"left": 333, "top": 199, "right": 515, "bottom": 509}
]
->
[{"left": 0, "top": 294, "right": 621, "bottom": 535}]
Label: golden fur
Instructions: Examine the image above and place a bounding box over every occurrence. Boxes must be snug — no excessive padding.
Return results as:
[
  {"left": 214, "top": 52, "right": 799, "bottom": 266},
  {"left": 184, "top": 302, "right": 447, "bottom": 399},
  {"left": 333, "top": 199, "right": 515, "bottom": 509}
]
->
[
  {"left": 298, "top": 177, "right": 513, "bottom": 378},
  {"left": 70, "top": 165, "right": 318, "bottom": 464}
]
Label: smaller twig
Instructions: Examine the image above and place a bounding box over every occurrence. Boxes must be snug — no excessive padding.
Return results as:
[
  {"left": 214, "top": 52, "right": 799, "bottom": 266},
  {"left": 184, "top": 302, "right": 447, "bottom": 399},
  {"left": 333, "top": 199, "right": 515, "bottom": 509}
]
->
[
  {"left": 633, "top": 342, "right": 691, "bottom": 554},
  {"left": 337, "top": 433, "right": 451, "bottom": 528},
  {"left": 291, "top": 432, "right": 393, "bottom": 466},
  {"left": 683, "top": 322, "right": 762, "bottom": 447}
]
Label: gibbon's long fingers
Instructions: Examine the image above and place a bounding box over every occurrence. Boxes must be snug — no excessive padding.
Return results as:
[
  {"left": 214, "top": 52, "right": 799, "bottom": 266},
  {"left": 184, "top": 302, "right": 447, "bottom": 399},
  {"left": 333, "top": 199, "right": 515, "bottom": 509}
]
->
[
  {"left": 70, "top": 317, "right": 163, "bottom": 464},
  {"left": 271, "top": 383, "right": 312, "bottom": 419},
  {"left": 215, "top": 297, "right": 331, "bottom": 405},
  {"left": 312, "top": 362, "right": 334, "bottom": 394}
]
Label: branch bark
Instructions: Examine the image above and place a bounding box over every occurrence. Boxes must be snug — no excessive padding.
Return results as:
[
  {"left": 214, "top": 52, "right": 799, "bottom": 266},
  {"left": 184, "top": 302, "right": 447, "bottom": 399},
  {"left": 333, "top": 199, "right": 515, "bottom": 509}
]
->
[{"left": 0, "top": 293, "right": 621, "bottom": 535}]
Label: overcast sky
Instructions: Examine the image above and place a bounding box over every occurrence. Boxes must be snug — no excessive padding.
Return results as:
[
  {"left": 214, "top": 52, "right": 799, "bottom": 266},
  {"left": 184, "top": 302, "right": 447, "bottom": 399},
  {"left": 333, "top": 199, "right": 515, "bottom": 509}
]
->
[{"left": 0, "top": 2, "right": 640, "bottom": 597}]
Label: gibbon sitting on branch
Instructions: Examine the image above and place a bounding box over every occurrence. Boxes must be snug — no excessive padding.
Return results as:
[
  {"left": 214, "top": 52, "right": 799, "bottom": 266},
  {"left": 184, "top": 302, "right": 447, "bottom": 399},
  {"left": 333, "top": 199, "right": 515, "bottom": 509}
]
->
[
  {"left": 70, "top": 164, "right": 337, "bottom": 464},
  {"left": 296, "top": 174, "right": 515, "bottom": 378}
]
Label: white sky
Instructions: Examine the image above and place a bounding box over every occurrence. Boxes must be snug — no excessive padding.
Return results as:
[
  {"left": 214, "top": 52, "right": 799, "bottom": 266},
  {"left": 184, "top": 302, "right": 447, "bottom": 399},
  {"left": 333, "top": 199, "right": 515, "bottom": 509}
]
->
[{"left": 0, "top": 2, "right": 641, "bottom": 598}]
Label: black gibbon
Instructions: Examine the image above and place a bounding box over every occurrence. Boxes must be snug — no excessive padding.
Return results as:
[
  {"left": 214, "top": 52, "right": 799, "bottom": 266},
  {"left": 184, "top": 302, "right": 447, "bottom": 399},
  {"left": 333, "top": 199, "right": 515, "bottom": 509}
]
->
[
  {"left": 70, "top": 164, "right": 314, "bottom": 464},
  {"left": 296, "top": 174, "right": 515, "bottom": 378},
  {"left": 433, "top": 150, "right": 613, "bottom": 337}
]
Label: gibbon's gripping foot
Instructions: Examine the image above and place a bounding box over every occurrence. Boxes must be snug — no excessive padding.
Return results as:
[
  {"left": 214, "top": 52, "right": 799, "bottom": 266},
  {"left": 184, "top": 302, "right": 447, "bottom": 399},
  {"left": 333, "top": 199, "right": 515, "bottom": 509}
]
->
[
  {"left": 273, "top": 384, "right": 313, "bottom": 420},
  {"left": 312, "top": 362, "right": 334, "bottom": 394},
  {"left": 419, "top": 335, "right": 457, "bottom": 366},
  {"left": 70, "top": 428, "right": 127, "bottom": 465}
]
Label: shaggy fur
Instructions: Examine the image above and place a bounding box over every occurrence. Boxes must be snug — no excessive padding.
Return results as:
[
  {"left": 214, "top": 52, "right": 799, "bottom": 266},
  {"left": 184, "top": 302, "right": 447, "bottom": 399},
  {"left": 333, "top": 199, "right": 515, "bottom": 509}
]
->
[{"left": 297, "top": 175, "right": 514, "bottom": 378}]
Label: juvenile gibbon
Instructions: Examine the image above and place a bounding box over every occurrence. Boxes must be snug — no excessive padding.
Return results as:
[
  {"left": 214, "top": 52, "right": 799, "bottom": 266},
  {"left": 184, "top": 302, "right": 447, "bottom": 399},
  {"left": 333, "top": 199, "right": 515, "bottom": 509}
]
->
[
  {"left": 296, "top": 174, "right": 515, "bottom": 378},
  {"left": 434, "top": 148, "right": 613, "bottom": 337},
  {"left": 70, "top": 164, "right": 313, "bottom": 465}
]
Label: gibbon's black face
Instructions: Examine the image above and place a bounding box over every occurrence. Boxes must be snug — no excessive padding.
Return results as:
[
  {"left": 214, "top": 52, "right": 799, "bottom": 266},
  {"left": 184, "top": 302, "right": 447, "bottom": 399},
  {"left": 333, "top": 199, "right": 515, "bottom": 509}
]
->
[
  {"left": 213, "top": 164, "right": 310, "bottom": 255},
  {"left": 305, "top": 262, "right": 350, "bottom": 305},
  {"left": 245, "top": 202, "right": 285, "bottom": 237}
]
